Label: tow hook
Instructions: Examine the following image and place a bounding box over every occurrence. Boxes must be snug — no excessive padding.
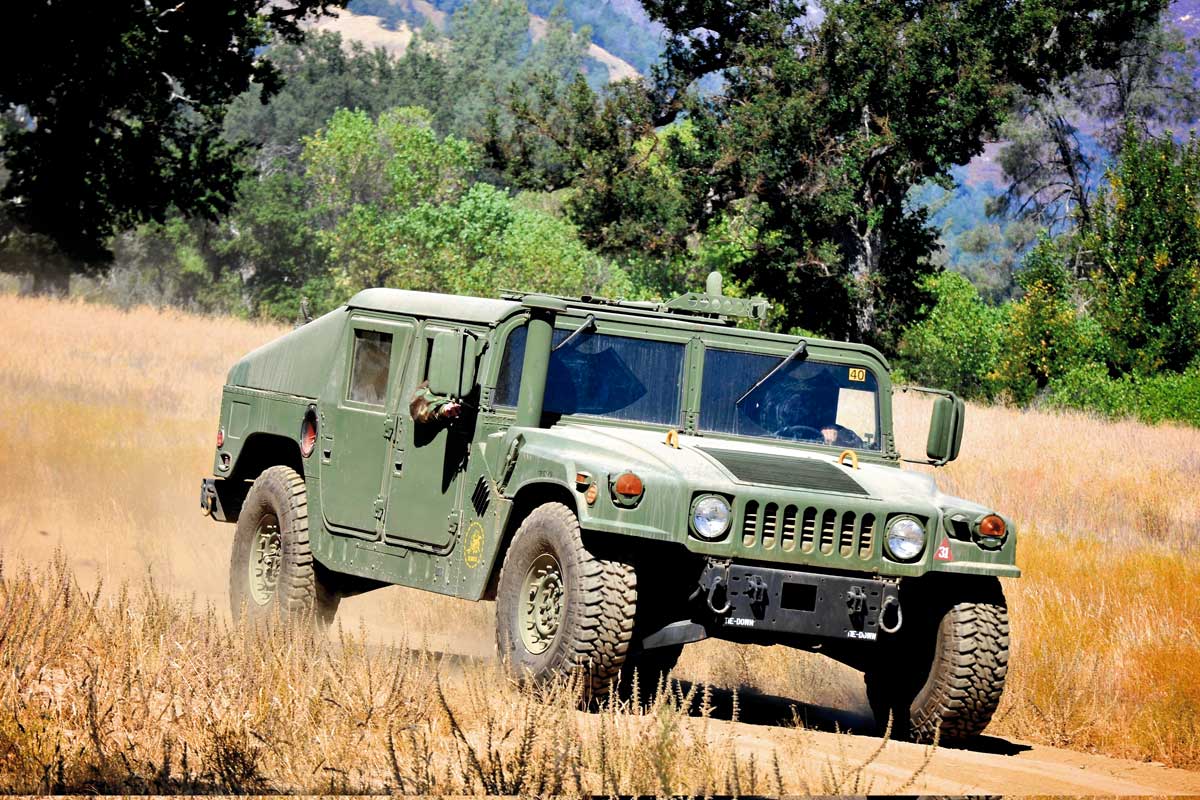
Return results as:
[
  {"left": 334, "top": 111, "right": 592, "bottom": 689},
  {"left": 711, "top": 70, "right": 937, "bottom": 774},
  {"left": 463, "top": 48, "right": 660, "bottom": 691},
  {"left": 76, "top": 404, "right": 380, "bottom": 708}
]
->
[
  {"left": 846, "top": 585, "right": 867, "bottom": 615},
  {"left": 746, "top": 575, "right": 768, "bottom": 605},
  {"left": 703, "top": 560, "right": 732, "bottom": 614},
  {"left": 879, "top": 595, "right": 903, "bottom": 634}
]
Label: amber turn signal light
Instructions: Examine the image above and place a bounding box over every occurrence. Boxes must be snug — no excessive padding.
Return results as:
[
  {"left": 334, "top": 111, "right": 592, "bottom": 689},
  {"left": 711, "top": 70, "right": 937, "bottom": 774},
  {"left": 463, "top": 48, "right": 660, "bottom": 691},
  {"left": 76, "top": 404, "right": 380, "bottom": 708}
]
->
[
  {"left": 612, "top": 471, "right": 644, "bottom": 497},
  {"left": 979, "top": 514, "right": 1006, "bottom": 538}
]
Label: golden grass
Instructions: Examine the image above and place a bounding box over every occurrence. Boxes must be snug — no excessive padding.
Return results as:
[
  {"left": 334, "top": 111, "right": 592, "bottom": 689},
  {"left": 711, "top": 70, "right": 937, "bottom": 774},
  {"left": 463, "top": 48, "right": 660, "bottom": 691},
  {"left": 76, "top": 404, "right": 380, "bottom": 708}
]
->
[{"left": 0, "top": 291, "right": 1197, "bottom": 783}]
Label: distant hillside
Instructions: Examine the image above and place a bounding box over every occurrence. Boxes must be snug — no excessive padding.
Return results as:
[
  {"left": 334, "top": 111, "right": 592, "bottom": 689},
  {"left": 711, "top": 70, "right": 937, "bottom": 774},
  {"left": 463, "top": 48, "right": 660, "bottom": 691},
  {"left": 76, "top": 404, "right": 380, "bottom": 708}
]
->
[{"left": 337, "top": 0, "right": 645, "bottom": 82}]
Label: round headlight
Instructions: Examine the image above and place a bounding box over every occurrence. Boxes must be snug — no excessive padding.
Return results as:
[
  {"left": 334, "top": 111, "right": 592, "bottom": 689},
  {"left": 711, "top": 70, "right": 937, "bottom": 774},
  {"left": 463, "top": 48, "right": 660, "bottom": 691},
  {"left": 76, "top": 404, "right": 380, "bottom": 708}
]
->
[
  {"left": 692, "top": 496, "right": 731, "bottom": 541},
  {"left": 886, "top": 516, "right": 926, "bottom": 561}
]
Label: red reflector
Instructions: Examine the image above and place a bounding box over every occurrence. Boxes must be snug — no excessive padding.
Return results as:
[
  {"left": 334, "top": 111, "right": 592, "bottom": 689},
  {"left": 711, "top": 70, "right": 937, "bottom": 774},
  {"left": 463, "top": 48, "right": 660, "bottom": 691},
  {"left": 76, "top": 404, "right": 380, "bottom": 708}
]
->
[
  {"left": 979, "top": 514, "right": 1006, "bottom": 538},
  {"left": 613, "top": 472, "right": 643, "bottom": 497},
  {"left": 216, "top": 428, "right": 224, "bottom": 448},
  {"left": 299, "top": 412, "right": 318, "bottom": 458}
]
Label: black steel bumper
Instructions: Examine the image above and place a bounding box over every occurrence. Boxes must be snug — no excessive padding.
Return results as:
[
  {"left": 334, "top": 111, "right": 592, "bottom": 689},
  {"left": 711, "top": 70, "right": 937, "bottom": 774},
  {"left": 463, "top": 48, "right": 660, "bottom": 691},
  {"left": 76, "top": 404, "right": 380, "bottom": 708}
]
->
[{"left": 698, "top": 561, "right": 900, "bottom": 643}]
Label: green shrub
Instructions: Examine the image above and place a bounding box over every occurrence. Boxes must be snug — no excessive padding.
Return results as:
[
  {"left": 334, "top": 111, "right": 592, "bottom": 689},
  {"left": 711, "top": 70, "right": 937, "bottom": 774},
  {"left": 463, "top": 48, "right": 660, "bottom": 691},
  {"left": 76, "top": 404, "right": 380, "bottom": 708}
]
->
[
  {"left": 1044, "top": 364, "right": 1200, "bottom": 426},
  {"left": 895, "top": 271, "right": 1003, "bottom": 399}
]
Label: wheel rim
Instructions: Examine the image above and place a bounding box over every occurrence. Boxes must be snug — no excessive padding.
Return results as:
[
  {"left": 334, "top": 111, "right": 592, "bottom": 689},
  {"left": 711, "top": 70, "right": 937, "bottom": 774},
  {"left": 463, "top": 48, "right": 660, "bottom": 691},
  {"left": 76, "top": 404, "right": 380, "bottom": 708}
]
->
[
  {"left": 249, "top": 514, "right": 282, "bottom": 606},
  {"left": 519, "top": 553, "right": 564, "bottom": 655}
]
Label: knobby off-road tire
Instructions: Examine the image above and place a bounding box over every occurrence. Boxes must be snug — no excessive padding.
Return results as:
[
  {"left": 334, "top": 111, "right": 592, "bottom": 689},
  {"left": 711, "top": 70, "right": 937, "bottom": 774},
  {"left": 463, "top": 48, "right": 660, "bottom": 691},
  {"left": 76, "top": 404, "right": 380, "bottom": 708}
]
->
[
  {"left": 496, "top": 502, "right": 639, "bottom": 699},
  {"left": 864, "top": 576, "right": 1009, "bottom": 743},
  {"left": 229, "top": 465, "right": 340, "bottom": 625}
]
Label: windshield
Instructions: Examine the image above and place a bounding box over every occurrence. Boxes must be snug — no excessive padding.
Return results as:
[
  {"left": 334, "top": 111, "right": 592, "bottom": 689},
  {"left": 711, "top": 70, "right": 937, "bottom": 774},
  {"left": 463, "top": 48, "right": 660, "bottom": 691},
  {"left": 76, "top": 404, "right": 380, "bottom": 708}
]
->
[
  {"left": 495, "top": 326, "right": 685, "bottom": 425},
  {"left": 699, "top": 348, "right": 881, "bottom": 450}
]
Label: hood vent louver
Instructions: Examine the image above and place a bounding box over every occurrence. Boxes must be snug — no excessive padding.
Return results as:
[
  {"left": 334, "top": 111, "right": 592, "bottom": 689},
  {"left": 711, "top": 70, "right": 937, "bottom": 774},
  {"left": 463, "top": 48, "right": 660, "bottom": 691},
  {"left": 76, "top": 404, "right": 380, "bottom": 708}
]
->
[{"left": 698, "top": 447, "right": 870, "bottom": 496}]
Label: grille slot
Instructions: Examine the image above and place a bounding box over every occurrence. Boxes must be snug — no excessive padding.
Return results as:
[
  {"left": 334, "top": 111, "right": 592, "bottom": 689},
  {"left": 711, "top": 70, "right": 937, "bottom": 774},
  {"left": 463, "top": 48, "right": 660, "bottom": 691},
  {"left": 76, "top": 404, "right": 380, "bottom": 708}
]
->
[
  {"left": 742, "top": 501, "right": 759, "bottom": 547},
  {"left": 801, "top": 507, "right": 817, "bottom": 552},
  {"left": 859, "top": 513, "right": 876, "bottom": 558},
  {"left": 762, "top": 503, "right": 778, "bottom": 549},
  {"left": 781, "top": 506, "right": 797, "bottom": 551},
  {"left": 839, "top": 512, "right": 856, "bottom": 557},
  {"left": 699, "top": 448, "right": 869, "bottom": 495},
  {"left": 820, "top": 509, "right": 837, "bottom": 554}
]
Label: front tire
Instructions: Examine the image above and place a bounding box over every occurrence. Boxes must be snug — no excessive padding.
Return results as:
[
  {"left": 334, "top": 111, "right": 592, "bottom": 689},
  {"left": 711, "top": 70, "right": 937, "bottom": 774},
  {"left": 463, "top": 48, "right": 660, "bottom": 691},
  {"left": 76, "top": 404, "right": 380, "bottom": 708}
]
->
[
  {"left": 229, "top": 465, "right": 339, "bottom": 625},
  {"left": 495, "top": 502, "right": 636, "bottom": 698},
  {"left": 864, "top": 576, "right": 1009, "bottom": 742}
]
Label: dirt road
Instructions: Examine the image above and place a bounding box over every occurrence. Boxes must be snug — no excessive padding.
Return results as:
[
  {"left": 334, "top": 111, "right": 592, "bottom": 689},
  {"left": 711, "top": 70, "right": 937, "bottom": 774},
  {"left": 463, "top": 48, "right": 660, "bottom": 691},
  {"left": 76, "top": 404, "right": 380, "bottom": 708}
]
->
[{"left": 356, "top": 619, "right": 1200, "bottom": 796}]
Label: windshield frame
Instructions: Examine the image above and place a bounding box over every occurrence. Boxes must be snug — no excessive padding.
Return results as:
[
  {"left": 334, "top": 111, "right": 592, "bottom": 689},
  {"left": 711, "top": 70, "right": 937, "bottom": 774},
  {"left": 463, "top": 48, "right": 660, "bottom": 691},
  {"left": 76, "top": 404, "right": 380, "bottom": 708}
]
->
[{"left": 481, "top": 312, "right": 896, "bottom": 458}]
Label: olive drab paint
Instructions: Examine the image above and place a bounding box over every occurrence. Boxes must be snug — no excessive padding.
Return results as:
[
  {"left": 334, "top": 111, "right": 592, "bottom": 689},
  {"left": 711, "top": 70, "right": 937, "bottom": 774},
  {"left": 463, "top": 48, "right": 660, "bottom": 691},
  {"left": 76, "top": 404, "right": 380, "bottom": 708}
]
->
[{"left": 202, "top": 276, "right": 1018, "bottom": 628}]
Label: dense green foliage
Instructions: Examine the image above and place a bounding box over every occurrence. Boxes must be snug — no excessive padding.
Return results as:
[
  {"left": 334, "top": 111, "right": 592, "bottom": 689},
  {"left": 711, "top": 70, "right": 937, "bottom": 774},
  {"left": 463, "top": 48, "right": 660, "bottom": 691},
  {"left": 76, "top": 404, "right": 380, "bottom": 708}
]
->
[
  {"left": 0, "top": 0, "right": 345, "bottom": 279},
  {"left": 5, "top": 0, "right": 1200, "bottom": 428},
  {"left": 899, "top": 129, "right": 1200, "bottom": 426},
  {"left": 495, "top": 0, "right": 1166, "bottom": 351}
]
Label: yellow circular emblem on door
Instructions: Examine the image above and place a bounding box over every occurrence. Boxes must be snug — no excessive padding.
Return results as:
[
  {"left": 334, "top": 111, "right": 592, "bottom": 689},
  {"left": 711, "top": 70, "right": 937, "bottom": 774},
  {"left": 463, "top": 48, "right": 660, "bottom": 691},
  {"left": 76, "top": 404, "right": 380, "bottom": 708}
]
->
[{"left": 464, "top": 520, "right": 485, "bottom": 569}]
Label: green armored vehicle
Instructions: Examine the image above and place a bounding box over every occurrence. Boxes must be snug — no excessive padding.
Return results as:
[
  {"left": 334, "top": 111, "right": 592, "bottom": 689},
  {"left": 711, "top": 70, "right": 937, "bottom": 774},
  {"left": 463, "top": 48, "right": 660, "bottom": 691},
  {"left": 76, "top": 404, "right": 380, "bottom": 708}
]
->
[{"left": 200, "top": 274, "right": 1016, "bottom": 742}]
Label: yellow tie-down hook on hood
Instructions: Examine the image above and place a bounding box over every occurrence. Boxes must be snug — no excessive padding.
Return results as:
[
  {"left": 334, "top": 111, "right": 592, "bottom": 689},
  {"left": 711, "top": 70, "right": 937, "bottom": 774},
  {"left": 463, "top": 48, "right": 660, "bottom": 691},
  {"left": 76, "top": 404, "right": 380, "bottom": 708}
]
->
[{"left": 838, "top": 449, "right": 859, "bottom": 470}]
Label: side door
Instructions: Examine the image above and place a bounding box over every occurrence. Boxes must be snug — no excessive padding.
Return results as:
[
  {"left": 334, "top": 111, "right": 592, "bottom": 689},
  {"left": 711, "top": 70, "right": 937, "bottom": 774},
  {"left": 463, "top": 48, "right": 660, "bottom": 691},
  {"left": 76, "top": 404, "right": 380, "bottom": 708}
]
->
[
  {"left": 382, "top": 323, "right": 480, "bottom": 549},
  {"left": 319, "top": 316, "right": 415, "bottom": 536}
]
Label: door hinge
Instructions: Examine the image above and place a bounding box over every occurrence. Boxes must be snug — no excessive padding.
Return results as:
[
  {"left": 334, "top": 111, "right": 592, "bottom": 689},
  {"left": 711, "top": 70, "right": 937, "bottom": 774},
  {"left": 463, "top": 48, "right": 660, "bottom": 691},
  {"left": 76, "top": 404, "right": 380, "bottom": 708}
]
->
[
  {"left": 383, "top": 414, "right": 396, "bottom": 439},
  {"left": 374, "top": 495, "right": 386, "bottom": 519}
]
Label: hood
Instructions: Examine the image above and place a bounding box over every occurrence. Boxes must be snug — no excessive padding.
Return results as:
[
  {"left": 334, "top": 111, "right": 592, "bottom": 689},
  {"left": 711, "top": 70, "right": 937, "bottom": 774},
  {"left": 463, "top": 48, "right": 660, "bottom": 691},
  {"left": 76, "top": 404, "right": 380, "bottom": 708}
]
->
[{"left": 529, "top": 423, "right": 978, "bottom": 512}]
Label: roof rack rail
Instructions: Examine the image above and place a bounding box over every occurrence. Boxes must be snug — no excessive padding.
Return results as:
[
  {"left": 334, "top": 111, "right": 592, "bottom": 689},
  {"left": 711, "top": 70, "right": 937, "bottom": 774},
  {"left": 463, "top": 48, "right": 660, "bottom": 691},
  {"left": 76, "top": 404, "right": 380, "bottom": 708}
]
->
[{"left": 500, "top": 272, "right": 770, "bottom": 323}]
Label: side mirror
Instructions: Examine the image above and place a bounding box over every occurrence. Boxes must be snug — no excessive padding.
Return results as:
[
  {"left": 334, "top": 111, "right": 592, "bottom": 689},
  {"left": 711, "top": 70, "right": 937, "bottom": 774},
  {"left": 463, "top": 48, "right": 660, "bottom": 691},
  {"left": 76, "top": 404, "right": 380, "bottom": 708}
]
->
[
  {"left": 927, "top": 394, "right": 965, "bottom": 465},
  {"left": 428, "top": 330, "right": 477, "bottom": 398}
]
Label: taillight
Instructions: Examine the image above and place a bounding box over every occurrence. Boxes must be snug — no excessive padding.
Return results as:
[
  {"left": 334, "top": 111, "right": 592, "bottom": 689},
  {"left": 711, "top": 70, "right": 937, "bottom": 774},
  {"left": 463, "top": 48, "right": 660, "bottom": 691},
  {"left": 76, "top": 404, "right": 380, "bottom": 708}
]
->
[
  {"left": 216, "top": 427, "right": 225, "bottom": 448},
  {"left": 299, "top": 408, "right": 318, "bottom": 458}
]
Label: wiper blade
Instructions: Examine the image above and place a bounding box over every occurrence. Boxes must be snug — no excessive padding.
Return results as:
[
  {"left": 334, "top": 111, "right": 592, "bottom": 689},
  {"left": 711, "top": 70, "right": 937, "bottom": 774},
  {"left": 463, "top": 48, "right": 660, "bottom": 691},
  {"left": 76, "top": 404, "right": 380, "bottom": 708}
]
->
[
  {"left": 735, "top": 339, "right": 808, "bottom": 405},
  {"left": 552, "top": 314, "right": 596, "bottom": 352}
]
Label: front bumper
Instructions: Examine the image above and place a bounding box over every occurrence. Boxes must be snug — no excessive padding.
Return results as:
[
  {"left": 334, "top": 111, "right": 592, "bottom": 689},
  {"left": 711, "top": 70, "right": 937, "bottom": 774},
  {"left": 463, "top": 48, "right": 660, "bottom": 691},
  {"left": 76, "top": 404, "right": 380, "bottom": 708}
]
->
[{"left": 698, "top": 561, "right": 899, "bottom": 642}]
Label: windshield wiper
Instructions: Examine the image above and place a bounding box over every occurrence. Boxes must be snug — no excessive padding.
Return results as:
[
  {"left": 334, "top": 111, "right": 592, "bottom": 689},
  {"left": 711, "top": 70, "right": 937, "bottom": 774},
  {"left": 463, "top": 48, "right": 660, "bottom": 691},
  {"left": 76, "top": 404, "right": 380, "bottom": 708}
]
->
[
  {"left": 735, "top": 339, "right": 808, "bottom": 405},
  {"left": 552, "top": 314, "right": 596, "bottom": 352}
]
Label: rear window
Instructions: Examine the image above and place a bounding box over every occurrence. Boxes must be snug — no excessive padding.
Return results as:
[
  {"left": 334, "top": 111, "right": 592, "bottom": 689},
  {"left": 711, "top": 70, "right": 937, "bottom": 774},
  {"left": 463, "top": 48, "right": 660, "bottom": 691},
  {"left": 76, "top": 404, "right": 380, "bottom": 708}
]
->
[
  {"left": 347, "top": 329, "right": 392, "bottom": 406},
  {"left": 495, "top": 326, "right": 685, "bottom": 425}
]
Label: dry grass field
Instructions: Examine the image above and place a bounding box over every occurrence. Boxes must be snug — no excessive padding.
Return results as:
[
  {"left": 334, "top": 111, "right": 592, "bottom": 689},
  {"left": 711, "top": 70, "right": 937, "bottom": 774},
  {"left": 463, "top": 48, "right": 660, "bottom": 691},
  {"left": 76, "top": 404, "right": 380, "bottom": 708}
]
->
[{"left": 0, "top": 293, "right": 1198, "bottom": 792}]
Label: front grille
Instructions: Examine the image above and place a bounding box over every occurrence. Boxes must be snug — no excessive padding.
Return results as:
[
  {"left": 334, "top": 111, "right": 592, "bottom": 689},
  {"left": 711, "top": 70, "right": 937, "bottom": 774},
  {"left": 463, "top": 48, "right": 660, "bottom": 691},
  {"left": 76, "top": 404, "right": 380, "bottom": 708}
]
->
[
  {"left": 740, "top": 501, "right": 877, "bottom": 561},
  {"left": 699, "top": 448, "right": 869, "bottom": 496}
]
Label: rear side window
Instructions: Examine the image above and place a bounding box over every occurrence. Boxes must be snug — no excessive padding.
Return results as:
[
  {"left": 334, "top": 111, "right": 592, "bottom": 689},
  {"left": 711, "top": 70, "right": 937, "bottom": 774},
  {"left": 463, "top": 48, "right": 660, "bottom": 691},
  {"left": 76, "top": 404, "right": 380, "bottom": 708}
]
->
[
  {"left": 348, "top": 329, "right": 392, "bottom": 406},
  {"left": 495, "top": 326, "right": 685, "bottom": 425}
]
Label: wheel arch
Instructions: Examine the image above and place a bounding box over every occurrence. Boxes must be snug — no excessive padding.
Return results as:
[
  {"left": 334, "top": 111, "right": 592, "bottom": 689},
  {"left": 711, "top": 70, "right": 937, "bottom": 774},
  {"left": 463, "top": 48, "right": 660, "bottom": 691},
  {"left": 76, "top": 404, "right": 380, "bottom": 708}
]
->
[
  {"left": 222, "top": 433, "right": 307, "bottom": 521},
  {"left": 481, "top": 479, "right": 578, "bottom": 601}
]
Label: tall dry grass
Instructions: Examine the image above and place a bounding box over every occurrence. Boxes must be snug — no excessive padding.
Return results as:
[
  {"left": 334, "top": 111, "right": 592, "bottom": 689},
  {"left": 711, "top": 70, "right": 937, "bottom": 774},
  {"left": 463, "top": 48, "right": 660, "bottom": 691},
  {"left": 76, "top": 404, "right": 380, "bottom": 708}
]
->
[
  {"left": 0, "top": 292, "right": 1197, "bottom": 775},
  {"left": 0, "top": 551, "right": 933, "bottom": 794}
]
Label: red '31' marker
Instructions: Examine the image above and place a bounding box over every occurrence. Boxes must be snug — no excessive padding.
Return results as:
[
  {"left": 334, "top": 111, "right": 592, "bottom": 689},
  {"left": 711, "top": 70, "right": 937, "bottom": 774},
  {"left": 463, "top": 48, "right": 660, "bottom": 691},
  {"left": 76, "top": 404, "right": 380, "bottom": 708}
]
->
[{"left": 934, "top": 538, "right": 953, "bottom": 562}]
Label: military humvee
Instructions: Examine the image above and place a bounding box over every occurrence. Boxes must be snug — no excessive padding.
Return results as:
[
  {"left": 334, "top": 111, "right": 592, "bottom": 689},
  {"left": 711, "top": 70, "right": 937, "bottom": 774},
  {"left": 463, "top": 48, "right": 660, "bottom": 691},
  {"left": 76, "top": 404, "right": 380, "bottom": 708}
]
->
[{"left": 201, "top": 273, "right": 1016, "bottom": 742}]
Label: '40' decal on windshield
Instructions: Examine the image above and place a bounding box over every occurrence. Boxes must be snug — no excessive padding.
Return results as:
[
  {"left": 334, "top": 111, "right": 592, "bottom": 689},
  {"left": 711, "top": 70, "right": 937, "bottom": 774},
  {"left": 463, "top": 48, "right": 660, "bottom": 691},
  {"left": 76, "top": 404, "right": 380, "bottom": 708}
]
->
[{"left": 848, "top": 368, "right": 866, "bottom": 382}]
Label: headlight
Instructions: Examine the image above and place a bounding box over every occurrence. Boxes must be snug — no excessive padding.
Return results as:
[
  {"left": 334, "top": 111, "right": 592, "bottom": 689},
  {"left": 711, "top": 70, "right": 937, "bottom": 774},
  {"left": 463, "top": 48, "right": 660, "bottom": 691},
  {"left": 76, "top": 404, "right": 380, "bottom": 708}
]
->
[
  {"left": 886, "top": 516, "right": 926, "bottom": 561},
  {"left": 692, "top": 496, "right": 731, "bottom": 540}
]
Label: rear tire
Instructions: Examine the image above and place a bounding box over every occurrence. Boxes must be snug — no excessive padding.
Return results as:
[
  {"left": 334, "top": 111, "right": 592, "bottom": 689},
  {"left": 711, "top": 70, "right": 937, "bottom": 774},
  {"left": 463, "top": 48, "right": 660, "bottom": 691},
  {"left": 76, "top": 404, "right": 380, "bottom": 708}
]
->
[
  {"left": 229, "top": 465, "right": 340, "bottom": 625},
  {"left": 864, "top": 576, "right": 1008, "bottom": 742},
  {"left": 495, "top": 502, "right": 636, "bottom": 698}
]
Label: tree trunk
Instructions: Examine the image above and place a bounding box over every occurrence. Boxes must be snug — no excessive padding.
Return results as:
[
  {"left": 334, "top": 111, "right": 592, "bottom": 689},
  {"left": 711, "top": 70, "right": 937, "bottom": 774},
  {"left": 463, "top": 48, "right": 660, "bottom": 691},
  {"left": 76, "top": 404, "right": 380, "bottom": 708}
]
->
[{"left": 850, "top": 224, "right": 883, "bottom": 344}]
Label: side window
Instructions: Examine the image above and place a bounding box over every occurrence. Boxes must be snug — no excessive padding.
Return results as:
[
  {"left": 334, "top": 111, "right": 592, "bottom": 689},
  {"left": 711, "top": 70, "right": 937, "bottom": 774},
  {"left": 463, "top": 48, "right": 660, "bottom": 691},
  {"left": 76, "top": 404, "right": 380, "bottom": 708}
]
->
[
  {"left": 348, "top": 329, "right": 392, "bottom": 406},
  {"left": 495, "top": 325, "right": 685, "bottom": 425}
]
